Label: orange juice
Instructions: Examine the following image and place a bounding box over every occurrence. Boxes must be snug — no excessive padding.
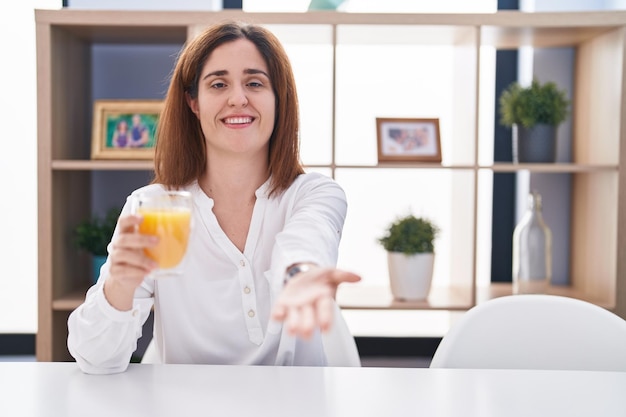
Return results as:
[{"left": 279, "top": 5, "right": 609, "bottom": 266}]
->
[{"left": 138, "top": 208, "right": 192, "bottom": 269}]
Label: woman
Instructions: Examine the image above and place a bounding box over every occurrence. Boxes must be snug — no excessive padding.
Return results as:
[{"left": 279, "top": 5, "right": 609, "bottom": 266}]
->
[
  {"left": 112, "top": 119, "right": 130, "bottom": 148},
  {"left": 67, "top": 21, "right": 360, "bottom": 374}
]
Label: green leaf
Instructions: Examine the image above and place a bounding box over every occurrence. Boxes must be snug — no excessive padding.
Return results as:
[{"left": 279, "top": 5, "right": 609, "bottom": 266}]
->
[
  {"left": 378, "top": 215, "right": 439, "bottom": 254},
  {"left": 73, "top": 207, "right": 121, "bottom": 256},
  {"left": 499, "top": 79, "right": 569, "bottom": 128}
]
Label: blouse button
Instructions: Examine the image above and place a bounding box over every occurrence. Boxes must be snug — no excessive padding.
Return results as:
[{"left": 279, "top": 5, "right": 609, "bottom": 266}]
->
[
  {"left": 244, "top": 286, "right": 251, "bottom": 294},
  {"left": 240, "top": 260, "right": 246, "bottom": 267},
  {"left": 248, "top": 309, "right": 256, "bottom": 318}
]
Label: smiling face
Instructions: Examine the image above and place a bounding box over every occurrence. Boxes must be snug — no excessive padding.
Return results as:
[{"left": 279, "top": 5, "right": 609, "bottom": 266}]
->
[{"left": 186, "top": 38, "right": 276, "bottom": 161}]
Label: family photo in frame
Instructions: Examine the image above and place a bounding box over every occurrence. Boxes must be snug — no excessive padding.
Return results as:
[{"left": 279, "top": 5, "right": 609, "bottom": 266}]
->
[
  {"left": 91, "top": 100, "right": 163, "bottom": 160},
  {"left": 376, "top": 118, "right": 442, "bottom": 163}
]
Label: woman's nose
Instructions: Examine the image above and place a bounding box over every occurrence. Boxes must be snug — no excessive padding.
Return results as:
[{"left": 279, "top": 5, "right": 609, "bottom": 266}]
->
[{"left": 228, "top": 85, "right": 248, "bottom": 107}]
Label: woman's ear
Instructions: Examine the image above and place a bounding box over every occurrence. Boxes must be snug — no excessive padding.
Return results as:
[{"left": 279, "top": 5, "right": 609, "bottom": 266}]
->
[{"left": 186, "top": 92, "right": 200, "bottom": 118}]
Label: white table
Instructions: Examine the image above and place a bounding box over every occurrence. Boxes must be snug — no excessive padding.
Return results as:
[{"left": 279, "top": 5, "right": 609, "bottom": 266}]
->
[{"left": 1, "top": 362, "right": 624, "bottom": 417}]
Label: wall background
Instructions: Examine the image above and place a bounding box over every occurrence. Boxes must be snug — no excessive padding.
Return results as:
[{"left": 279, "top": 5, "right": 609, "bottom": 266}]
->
[
  {"left": 1, "top": 0, "right": 625, "bottom": 336},
  {"left": 0, "top": 1, "right": 61, "bottom": 334}
]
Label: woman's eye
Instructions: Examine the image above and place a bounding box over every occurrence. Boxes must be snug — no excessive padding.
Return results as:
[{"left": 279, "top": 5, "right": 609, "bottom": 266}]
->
[
  {"left": 210, "top": 82, "right": 227, "bottom": 89},
  {"left": 248, "top": 81, "right": 263, "bottom": 88}
]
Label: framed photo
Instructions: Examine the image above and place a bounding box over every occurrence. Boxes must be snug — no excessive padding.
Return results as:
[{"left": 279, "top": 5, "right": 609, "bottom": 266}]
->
[
  {"left": 91, "top": 100, "right": 164, "bottom": 160},
  {"left": 376, "top": 118, "right": 442, "bottom": 163}
]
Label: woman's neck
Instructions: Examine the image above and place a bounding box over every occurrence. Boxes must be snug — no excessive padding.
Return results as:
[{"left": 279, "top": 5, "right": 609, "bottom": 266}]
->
[{"left": 199, "top": 154, "right": 269, "bottom": 203}]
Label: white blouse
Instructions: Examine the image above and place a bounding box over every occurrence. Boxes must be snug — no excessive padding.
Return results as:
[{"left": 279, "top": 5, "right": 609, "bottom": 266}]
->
[{"left": 67, "top": 172, "right": 347, "bottom": 374}]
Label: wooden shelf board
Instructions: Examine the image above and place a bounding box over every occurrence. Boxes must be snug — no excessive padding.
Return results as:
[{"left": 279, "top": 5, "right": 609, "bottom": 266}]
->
[
  {"left": 477, "top": 282, "right": 615, "bottom": 310},
  {"left": 51, "top": 160, "right": 618, "bottom": 173},
  {"left": 61, "top": 25, "right": 188, "bottom": 44},
  {"left": 36, "top": 9, "right": 626, "bottom": 29},
  {"left": 337, "top": 282, "right": 615, "bottom": 311},
  {"left": 486, "top": 163, "right": 618, "bottom": 173},
  {"left": 52, "top": 289, "right": 89, "bottom": 311},
  {"left": 52, "top": 160, "right": 154, "bottom": 171},
  {"left": 336, "top": 285, "right": 473, "bottom": 310},
  {"left": 481, "top": 25, "right": 618, "bottom": 48}
]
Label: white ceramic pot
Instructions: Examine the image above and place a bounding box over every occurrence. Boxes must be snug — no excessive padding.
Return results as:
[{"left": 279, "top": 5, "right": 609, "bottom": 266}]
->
[{"left": 387, "top": 252, "right": 435, "bottom": 301}]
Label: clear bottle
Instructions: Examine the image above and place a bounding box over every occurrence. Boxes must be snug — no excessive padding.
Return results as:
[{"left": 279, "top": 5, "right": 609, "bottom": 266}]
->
[{"left": 512, "top": 191, "right": 552, "bottom": 294}]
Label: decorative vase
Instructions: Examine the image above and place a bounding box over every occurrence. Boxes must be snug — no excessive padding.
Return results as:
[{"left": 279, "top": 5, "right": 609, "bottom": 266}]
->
[
  {"left": 387, "top": 252, "right": 435, "bottom": 301},
  {"left": 92, "top": 255, "right": 107, "bottom": 284},
  {"left": 513, "top": 123, "right": 557, "bottom": 163},
  {"left": 512, "top": 191, "right": 552, "bottom": 294}
]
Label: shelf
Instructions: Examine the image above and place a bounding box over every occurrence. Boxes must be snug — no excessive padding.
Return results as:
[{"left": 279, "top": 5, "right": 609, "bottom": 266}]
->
[
  {"left": 52, "top": 161, "right": 479, "bottom": 171},
  {"left": 36, "top": 9, "right": 626, "bottom": 362},
  {"left": 476, "top": 283, "right": 615, "bottom": 310},
  {"left": 336, "top": 285, "right": 473, "bottom": 310},
  {"left": 52, "top": 289, "right": 89, "bottom": 311},
  {"left": 486, "top": 163, "right": 618, "bottom": 173},
  {"left": 367, "top": 163, "right": 475, "bottom": 170},
  {"left": 50, "top": 161, "right": 619, "bottom": 173},
  {"left": 52, "top": 160, "right": 154, "bottom": 171},
  {"left": 481, "top": 25, "right": 618, "bottom": 48}
]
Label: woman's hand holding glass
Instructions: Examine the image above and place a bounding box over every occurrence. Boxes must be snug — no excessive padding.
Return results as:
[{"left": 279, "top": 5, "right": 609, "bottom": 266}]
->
[
  {"left": 104, "top": 191, "right": 193, "bottom": 311},
  {"left": 104, "top": 214, "right": 160, "bottom": 311}
]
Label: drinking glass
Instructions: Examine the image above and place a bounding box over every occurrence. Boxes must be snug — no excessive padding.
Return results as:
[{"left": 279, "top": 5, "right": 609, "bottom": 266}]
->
[{"left": 132, "top": 190, "right": 193, "bottom": 277}]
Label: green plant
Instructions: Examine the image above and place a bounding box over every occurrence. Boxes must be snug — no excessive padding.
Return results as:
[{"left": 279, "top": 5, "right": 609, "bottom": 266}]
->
[
  {"left": 499, "top": 79, "right": 570, "bottom": 128},
  {"left": 73, "top": 207, "right": 120, "bottom": 256},
  {"left": 378, "top": 214, "right": 439, "bottom": 255}
]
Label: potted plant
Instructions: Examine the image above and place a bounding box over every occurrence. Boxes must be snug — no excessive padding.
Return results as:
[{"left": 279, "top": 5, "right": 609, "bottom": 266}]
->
[
  {"left": 499, "top": 79, "right": 570, "bottom": 163},
  {"left": 73, "top": 207, "right": 120, "bottom": 283},
  {"left": 378, "top": 214, "right": 439, "bottom": 301}
]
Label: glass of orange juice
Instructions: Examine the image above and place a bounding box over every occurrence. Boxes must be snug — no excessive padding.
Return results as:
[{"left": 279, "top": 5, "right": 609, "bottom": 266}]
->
[{"left": 132, "top": 190, "right": 193, "bottom": 277}]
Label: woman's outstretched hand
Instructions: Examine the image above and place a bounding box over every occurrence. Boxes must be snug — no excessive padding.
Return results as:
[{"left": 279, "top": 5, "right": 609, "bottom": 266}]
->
[{"left": 270, "top": 266, "right": 361, "bottom": 339}]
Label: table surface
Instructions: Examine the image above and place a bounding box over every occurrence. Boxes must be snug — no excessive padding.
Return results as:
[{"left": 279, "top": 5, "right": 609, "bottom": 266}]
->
[{"left": 1, "top": 362, "right": 625, "bottom": 417}]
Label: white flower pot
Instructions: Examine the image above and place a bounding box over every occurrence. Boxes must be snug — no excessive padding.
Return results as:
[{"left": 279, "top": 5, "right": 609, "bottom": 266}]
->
[{"left": 387, "top": 252, "right": 435, "bottom": 301}]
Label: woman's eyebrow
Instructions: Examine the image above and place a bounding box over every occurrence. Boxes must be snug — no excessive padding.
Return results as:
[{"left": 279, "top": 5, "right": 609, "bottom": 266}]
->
[
  {"left": 245, "top": 68, "right": 269, "bottom": 78},
  {"left": 202, "top": 70, "right": 227, "bottom": 81},
  {"left": 202, "top": 68, "right": 269, "bottom": 81}
]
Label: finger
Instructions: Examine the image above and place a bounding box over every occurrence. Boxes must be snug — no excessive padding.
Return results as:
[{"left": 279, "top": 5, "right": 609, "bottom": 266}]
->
[
  {"left": 330, "top": 270, "right": 361, "bottom": 285},
  {"left": 116, "top": 214, "right": 143, "bottom": 233},
  {"left": 315, "top": 296, "right": 335, "bottom": 333},
  {"left": 297, "top": 304, "right": 316, "bottom": 340},
  {"left": 109, "top": 263, "right": 152, "bottom": 283},
  {"left": 271, "top": 303, "right": 287, "bottom": 322},
  {"left": 110, "top": 248, "right": 157, "bottom": 272},
  {"left": 113, "top": 232, "right": 159, "bottom": 250},
  {"left": 285, "top": 306, "right": 301, "bottom": 336}
]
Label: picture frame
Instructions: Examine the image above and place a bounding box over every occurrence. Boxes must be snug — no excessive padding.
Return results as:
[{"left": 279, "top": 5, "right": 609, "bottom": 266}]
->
[
  {"left": 376, "top": 118, "right": 442, "bottom": 163},
  {"left": 91, "top": 99, "right": 164, "bottom": 160}
]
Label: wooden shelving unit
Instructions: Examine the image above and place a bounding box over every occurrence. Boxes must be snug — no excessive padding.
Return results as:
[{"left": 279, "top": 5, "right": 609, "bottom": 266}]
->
[{"left": 36, "top": 9, "right": 626, "bottom": 361}]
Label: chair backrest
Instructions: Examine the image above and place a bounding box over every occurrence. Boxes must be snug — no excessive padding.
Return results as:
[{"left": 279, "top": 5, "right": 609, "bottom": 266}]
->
[
  {"left": 141, "top": 339, "right": 160, "bottom": 364},
  {"left": 430, "top": 294, "right": 626, "bottom": 371}
]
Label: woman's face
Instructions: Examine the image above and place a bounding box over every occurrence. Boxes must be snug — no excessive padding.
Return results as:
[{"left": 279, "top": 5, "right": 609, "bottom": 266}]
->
[{"left": 187, "top": 38, "right": 276, "bottom": 160}]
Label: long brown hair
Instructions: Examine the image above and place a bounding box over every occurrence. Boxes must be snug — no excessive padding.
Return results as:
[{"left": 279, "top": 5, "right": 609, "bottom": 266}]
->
[{"left": 153, "top": 21, "right": 304, "bottom": 197}]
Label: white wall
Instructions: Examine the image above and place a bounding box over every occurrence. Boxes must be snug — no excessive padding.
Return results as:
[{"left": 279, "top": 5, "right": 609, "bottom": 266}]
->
[{"left": 0, "top": 1, "right": 61, "bottom": 333}]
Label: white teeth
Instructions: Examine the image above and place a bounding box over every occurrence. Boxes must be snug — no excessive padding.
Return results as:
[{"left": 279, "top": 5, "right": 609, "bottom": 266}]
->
[{"left": 224, "top": 117, "right": 252, "bottom": 124}]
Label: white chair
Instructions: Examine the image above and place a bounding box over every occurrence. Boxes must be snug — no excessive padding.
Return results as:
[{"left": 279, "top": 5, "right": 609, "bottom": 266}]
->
[
  {"left": 430, "top": 294, "right": 626, "bottom": 371},
  {"left": 141, "top": 338, "right": 160, "bottom": 364},
  {"left": 142, "top": 303, "right": 360, "bottom": 366}
]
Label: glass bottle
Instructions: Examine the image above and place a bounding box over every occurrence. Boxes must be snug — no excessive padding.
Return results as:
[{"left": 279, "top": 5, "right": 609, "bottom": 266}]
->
[{"left": 512, "top": 191, "right": 552, "bottom": 294}]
